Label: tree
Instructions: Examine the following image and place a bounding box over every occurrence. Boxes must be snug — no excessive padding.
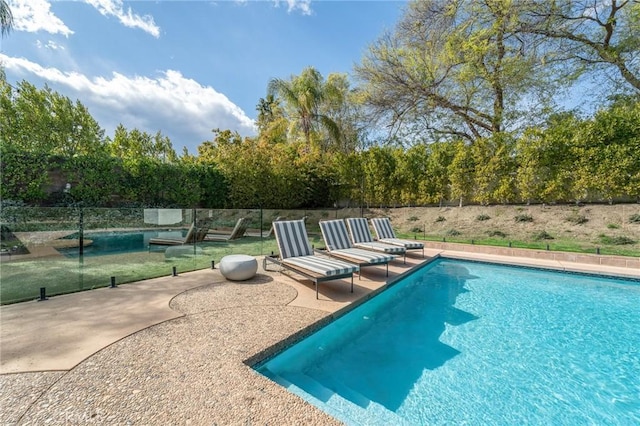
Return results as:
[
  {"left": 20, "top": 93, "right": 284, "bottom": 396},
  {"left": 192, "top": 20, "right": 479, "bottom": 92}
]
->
[
  {"left": 0, "top": 78, "right": 106, "bottom": 156},
  {"left": 425, "top": 141, "right": 455, "bottom": 206},
  {"left": 319, "top": 73, "right": 364, "bottom": 153},
  {"left": 107, "top": 125, "right": 176, "bottom": 163},
  {"left": 361, "top": 146, "right": 397, "bottom": 207},
  {"left": 515, "top": 112, "right": 580, "bottom": 203},
  {"left": 255, "top": 94, "right": 288, "bottom": 145},
  {"left": 572, "top": 95, "right": 640, "bottom": 203},
  {"left": 1, "top": 0, "right": 12, "bottom": 38},
  {"left": 356, "top": 0, "right": 555, "bottom": 144},
  {"left": 267, "top": 67, "right": 343, "bottom": 148},
  {"left": 470, "top": 134, "right": 517, "bottom": 204},
  {"left": 449, "top": 141, "right": 475, "bottom": 207},
  {"left": 518, "top": 0, "right": 640, "bottom": 92}
]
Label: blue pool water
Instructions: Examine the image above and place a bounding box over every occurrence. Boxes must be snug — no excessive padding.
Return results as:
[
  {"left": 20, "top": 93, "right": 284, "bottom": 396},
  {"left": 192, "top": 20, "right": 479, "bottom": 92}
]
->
[
  {"left": 256, "top": 259, "right": 640, "bottom": 425},
  {"left": 59, "top": 229, "right": 187, "bottom": 257}
]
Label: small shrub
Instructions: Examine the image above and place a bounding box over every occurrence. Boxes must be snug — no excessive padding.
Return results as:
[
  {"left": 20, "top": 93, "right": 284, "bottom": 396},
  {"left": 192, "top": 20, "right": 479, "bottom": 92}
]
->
[
  {"left": 476, "top": 214, "right": 491, "bottom": 221},
  {"left": 408, "top": 216, "right": 419, "bottom": 222},
  {"left": 446, "top": 229, "right": 461, "bottom": 236},
  {"left": 486, "top": 230, "right": 507, "bottom": 238},
  {"left": 566, "top": 214, "right": 589, "bottom": 225},
  {"left": 599, "top": 234, "right": 636, "bottom": 245},
  {"left": 629, "top": 214, "right": 640, "bottom": 224},
  {"left": 435, "top": 216, "right": 446, "bottom": 223},
  {"left": 607, "top": 223, "right": 620, "bottom": 229},
  {"left": 411, "top": 226, "right": 422, "bottom": 233},
  {"left": 533, "top": 230, "right": 554, "bottom": 241},
  {"left": 515, "top": 214, "right": 533, "bottom": 223}
]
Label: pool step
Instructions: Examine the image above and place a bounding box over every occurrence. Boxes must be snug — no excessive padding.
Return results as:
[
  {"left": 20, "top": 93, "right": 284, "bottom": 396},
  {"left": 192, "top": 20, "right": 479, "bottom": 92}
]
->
[
  {"left": 272, "top": 370, "right": 409, "bottom": 426},
  {"left": 305, "top": 371, "right": 371, "bottom": 408},
  {"left": 279, "top": 371, "right": 335, "bottom": 402}
]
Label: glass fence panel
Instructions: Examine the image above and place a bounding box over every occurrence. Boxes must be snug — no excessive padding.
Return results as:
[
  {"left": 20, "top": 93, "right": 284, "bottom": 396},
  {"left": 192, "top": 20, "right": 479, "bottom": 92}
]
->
[
  {"left": 4, "top": 205, "right": 636, "bottom": 305},
  {"left": 80, "top": 207, "right": 192, "bottom": 291},
  {"left": 1, "top": 206, "right": 86, "bottom": 304}
]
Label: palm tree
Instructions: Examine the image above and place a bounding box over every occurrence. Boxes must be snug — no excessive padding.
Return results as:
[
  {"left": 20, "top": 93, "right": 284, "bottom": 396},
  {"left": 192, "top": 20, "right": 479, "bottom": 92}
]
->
[
  {"left": 1, "top": 0, "right": 13, "bottom": 38},
  {"left": 267, "top": 66, "right": 341, "bottom": 147}
]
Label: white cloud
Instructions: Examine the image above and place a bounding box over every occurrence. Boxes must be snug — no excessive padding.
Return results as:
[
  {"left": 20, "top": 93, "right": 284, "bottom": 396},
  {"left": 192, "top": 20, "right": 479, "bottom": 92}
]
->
[
  {"left": 10, "top": 0, "right": 74, "bottom": 36},
  {"left": 35, "top": 40, "right": 65, "bottom": 50},
  {"left": 83, "top": 0, "right": 161, "bottom": 38},
  {"left": 1, "top": 54, "right": 257, "bottom": 151},
  {"left": 276, "top": 0, "right": 312, "bottom": 15}
]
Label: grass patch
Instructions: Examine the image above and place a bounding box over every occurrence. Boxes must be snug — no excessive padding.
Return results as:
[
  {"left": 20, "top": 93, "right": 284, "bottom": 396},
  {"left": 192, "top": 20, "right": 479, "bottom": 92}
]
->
[
  {"left": 476, "top": 214, "right": 491, "bottom": 221},
  {"left": 514, "top": 214, "right": 533, "bottom": 223},
  {"left": 533, "top": 230, "right": 554, "bottom": 241},
  {"left": 409, "top": 232, "right": 640, "bottom": 257},
  {"left": 446, "top": 229, "right": 461, "bottom": 236},
  {"left": 435, "top": 216, "right": 446, "bottom": 223},
  {"left": 598, "top": 234, "right": 636, "bottom": 245},
  {"left": 486, "top": 230, "right": 507, "bottom": 238},
  {"left": 411, "top": 226, "right": 422, "bottom": 233},
  {"left": 630, "top": 214, "right": 640, "bottom": 224},
  {"left": 607, "top": 223, "right": 620, "bottom": 229},
  {"left": 408, "top": 216, "right": 419, "bottom": 222},
  {"left": 566, "top": 214, "right": 589, "bottom": 225}
]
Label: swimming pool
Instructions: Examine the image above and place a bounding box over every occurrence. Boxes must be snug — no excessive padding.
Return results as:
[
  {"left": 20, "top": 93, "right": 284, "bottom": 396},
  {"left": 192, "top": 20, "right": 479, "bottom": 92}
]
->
[
  {"left": 256, "top": 258, "right": 640, "bottom": 425},
  {"left": 59, "top": 229, "right": 187, "bottom": 257}
]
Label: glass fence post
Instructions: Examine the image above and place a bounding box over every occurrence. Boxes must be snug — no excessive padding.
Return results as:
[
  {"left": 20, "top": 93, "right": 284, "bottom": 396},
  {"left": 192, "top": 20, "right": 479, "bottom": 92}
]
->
[
  {"left": 259, "top": 207, "right": 263, "bottom": 255},
  {"left": 79, "top": 207, "right": 84, "bottom": 290}
]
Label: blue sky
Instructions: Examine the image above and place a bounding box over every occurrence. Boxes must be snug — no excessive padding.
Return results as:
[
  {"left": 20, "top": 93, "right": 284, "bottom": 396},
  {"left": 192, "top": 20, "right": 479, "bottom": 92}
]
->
[{"left": 0, "top": 0, "right": 406, "bottom": 153}]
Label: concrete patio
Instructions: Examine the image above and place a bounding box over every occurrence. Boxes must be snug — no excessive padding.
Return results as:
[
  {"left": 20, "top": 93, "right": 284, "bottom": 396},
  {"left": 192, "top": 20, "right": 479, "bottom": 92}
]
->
[{"left": 1, "top": 246, "right": 638, "bottom": 425}]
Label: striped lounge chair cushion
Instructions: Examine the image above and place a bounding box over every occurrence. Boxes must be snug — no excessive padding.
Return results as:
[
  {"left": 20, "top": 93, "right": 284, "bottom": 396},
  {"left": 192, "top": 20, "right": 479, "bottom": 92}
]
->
[
  {"left": 319, "top": 219, "right": 353, "bottom": 251},
  {"left": 353, "top": 241, "right": 406, "bottom": 254},
  {"left": 370, "top": 217, "right": 396, "bottom": 239},
  {"left": 273, "top": 220, "right": 313, "bottom": 259},
  {"left": 379, "top": 238, "right": 424, "bottom": 249},
  {"left": 331, "top": 248, "right": 395, "bottom": 265},
  {"left": 283, "top": 255, "right": 358, "bottom": 277},
  {"left": 345, "top": 218, "right": 374, "bottom": 243}
]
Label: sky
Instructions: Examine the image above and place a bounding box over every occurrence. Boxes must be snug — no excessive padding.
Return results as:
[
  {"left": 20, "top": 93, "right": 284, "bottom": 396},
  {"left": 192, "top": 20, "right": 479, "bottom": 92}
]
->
[{"left": 0, "top": 0, "right": 407, "bottom": 154}]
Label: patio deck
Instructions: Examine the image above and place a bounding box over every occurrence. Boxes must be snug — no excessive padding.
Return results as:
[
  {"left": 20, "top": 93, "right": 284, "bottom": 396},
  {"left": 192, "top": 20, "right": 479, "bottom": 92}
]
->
[{"left": 1, "top": 245, "right": 638, "bottom": 425}]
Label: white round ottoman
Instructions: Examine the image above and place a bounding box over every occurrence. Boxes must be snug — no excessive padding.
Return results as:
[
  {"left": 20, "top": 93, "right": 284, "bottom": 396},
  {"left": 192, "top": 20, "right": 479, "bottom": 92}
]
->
[{"left": 219, "top": 254, "right": 258, "bottom": 281}]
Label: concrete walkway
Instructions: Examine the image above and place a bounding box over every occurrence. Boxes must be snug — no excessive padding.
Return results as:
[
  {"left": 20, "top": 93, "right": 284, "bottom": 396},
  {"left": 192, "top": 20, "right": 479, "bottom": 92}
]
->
[
  {"left": 0, "top": 269, "right": 220, "bottom": 374},
  {"left": 1, "top": 248, "right": 638, "bottom": 425}
]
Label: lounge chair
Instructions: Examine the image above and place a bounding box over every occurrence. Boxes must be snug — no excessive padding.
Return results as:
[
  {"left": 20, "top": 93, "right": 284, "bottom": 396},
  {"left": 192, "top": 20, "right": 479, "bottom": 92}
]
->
[
  {"left": 205, "top": 217, "right": 249, "bottom": 242},
  {"left": 149, "top": 219, "right": 211, "bottom": 246},
  {"left": 345, "top": 217, "right": 407, "bottom": 263},
  {"left": 370, "top": 217, "right": 424, "bottom": 257},
  {"left": 266, "top": 219, "right": 359, "bottom": 299},
  {"left": 245, "top": 216, "right": 282, "bottom": 238},
  {"left": 319, "top": 219, "right": 396, "bottom": 277}
]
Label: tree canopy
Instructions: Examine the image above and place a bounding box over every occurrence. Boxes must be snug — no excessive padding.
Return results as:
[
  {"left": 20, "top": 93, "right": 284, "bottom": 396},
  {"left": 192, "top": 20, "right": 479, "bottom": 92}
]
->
[
  {"left": 356, "top": 0, "right": 555, "bottom": 144},
  {"left": 266, "top": 66, "right": 361, "bottom": 152},
  {"left": 517, "top": 0, "right": 640, "bottom": 92}
]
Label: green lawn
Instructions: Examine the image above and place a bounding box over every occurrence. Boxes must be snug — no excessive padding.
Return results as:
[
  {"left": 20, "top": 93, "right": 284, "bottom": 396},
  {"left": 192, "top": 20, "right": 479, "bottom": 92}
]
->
[{"left": 413, "top": 234, "right": 640, "bottom": 257}]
